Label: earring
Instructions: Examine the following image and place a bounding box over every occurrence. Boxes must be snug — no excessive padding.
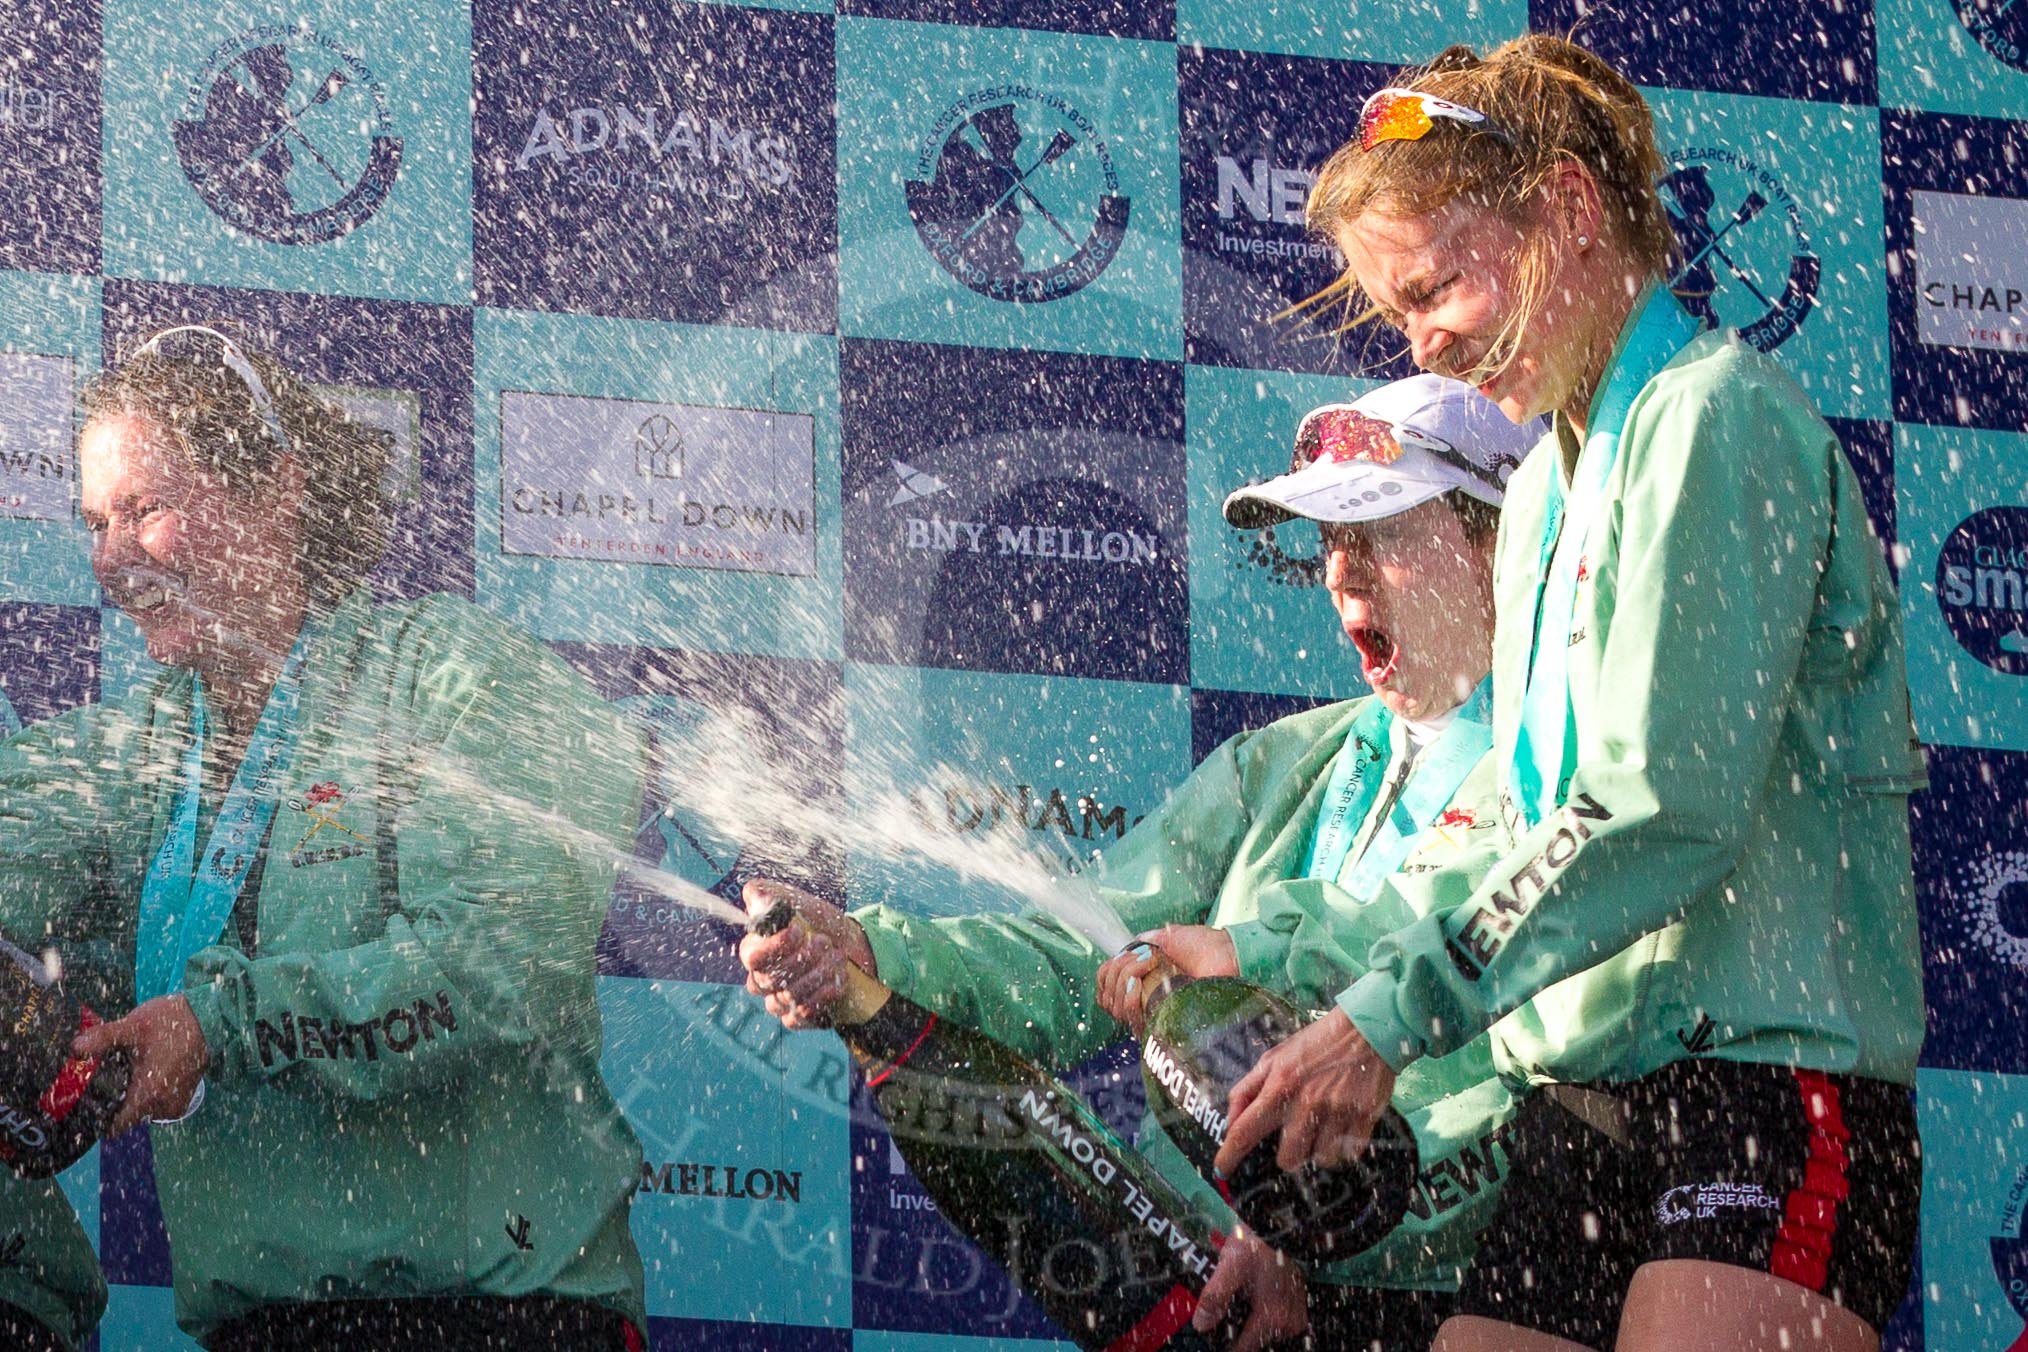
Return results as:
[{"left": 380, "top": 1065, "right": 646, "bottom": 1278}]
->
[{"left": 1576, "top": 234, "right": 1590, "bottom": 247}]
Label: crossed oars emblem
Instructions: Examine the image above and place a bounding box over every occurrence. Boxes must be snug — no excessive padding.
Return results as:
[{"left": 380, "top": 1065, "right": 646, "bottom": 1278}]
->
[{"left": 289, "top": 782, "right": 368, "bottom": 849}]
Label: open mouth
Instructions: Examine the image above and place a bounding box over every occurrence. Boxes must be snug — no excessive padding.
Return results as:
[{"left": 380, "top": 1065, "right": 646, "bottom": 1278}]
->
[{"left": 1350, "top": 625, "right": 1400, "bottom": 687}]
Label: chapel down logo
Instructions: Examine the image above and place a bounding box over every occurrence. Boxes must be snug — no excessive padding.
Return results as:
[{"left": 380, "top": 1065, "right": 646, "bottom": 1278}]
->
[
  {"left": 1661, "top": 147, "right": 1819, "bottom": 353},
  {"left": 904, "top": 85, "right": 1131, "bottom": 304},
  {"left": 1936, "top": 506, "right": 2028, "bottom": 676},
  {"left": 173, "top": 24, "right": 403, "bottom": 245},
  {"left": 1954, "top": 0, "right": 2028, "bottom": 73}
]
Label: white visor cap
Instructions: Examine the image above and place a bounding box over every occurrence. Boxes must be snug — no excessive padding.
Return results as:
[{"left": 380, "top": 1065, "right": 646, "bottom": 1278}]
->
[{"left": 1222, "top": 373, "right": 1546, "bottom": 529}]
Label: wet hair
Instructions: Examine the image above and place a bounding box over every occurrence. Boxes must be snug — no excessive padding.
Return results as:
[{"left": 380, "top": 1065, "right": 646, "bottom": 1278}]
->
[
  {"left": 1445, "top": 490, "right": 1501, "bottom": 551},
  {"left": 1306, "top": 35, "right": 1674, "bottom": 365},
  {"left": 79, "top": 326, "right": 394, "bottom": 607}
]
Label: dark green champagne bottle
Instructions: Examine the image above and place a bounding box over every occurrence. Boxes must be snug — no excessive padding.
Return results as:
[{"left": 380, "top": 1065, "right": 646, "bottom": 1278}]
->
[
  {"left": 1138, "top": 971, "right": 1416, "bottom": 1264},
  {"left": 749, "top": 904, "right": 1223, "bottom": 1352},
  {"left": 0, "top": 938, "right": 131, "bottom": 1179}
]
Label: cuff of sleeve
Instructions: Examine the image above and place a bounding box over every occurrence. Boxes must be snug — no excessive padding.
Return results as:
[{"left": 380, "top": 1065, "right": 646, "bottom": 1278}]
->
[
  {"left": 1336, "top": 971, "right": 1424, "bottom": 1072},
  {"left": 1224, "top": 920, "right": 1285, "bottom": 986},
  {"left": 179, "top": 979, "right": 232, "bottom": 1078},
  {"left": 853, "top": 907, "right": 918, "bottom": 998}
]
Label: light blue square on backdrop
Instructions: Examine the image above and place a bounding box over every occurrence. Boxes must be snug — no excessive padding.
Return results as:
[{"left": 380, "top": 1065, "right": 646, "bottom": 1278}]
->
[
  {"left": 0, "top": 270, "right": 98, "bottom": 606},
  {"left": 599, "top": 977, "right": 852, "bottom": 1327},
  {"left": 841, "top": 662, "right": 1192, "bottom": 920},
  {"left": 1877, "top": 0, "right": 2028, "bottom": 121},
  {"left": 101, "top": 0, "right": 473, "bottom": 305},
  {"left": 1186, "top": 363, "right": 1372, "bottom": 700},
  {"left": 1177, "top": 0, "right": 1527, "bottom": 64},
  {"left": 101, "top": 1284, "right": 203, "bottom": 1351},
  {"left": 473, "top": 307, "right": 843, "bottom": 660},
  {"left": 836, "top": 18, "right": 1182, "bottom": 361},
  {"left": 1897, "top": 420, "right": 2028, "bottom": 751},
  {"left": 1916, "top": 1067, "right": 2028, "bottom": 1351},
  {"left": 1644, "top": 87, "right": 1891, "bottom": 424}
]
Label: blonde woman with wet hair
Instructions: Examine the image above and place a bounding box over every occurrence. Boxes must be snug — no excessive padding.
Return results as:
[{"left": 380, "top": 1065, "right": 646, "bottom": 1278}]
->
[{"left": 1211, "top": 36, "right": 1924, "bottom": 1352}]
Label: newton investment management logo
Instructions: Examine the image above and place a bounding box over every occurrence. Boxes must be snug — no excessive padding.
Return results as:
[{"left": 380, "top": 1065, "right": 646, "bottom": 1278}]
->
[
  {"left": 173, "top": 24, "right": 403, "bottom": 245},
  {"left": 904, "top": 85, "right": 1130, "bottom": 304}
]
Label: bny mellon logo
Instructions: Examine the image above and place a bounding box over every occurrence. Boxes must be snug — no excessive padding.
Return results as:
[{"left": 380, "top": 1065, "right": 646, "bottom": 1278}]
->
[{"left": 889, "top": 460, "right": 949, "bottom": 508}]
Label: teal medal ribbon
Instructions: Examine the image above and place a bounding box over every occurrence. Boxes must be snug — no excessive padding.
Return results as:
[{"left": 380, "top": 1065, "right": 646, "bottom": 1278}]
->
[
  {"left": 1306, "top": 677, "right": 1494, "bottom": 896},
  {"left": 1507, "top": 285, "right": 1702, "bottom": 827},
  {"left": 137, "top": 626, "right": 316, "bottom": 1003}
]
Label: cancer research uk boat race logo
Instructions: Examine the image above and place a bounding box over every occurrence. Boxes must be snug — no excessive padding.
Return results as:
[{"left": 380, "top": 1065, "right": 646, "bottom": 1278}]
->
[
  {"left": 172, "top": 24, "right": 402, "bottom": 245},
  {"left": 1661, "top": 146, "right": 1818, "bottom": 353},
  {"left": 1936, "top": 507, "right": 2028, "bottom": 676},
  {"left": 1954, "top": 0, "right": 2028, "bottom": 72},
  {"left": 904, "top": 86, "right": 1130, "bottom": 304}
]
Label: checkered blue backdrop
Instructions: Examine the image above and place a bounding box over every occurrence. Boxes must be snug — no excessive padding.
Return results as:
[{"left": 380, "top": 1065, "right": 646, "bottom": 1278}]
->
[{"left": 1, "top": 0, "right": 2025, "bottom": 1347}]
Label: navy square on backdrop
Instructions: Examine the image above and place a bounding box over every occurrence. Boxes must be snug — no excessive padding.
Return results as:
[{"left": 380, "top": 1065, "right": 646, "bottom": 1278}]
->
[
  {"left": 1882, "top": 107, "right": 2028, "bottom": 434},
  {"left": 1190, "top": 686, "right": 1336, "bottom": 765},
  {"left": 0, "top": 604, "right": 98, "bottom": 724},
  {"left": 835, "top": 0, "right": 1174, "bottom": 40},
  {"left": 100, "top": 279, "right": 477, "bottom": 601},
  {"left": 1827, "top": 416, "right": 1898, "bottom": 581},
  {"left": 840, "top": 339, "right": 1189, "bottom": 684},
  {"left": 0, "top": 0, "right": 101, "bottom": 275},
  {"left": 1179, "top": 49, "right": 1387, "bottom": 377},
  {"left": 1910, "top": 743, "right": 2028, "bottom": 1073},
  {"left": 1531, "top": 0, "right": 1876, "bottom": 104},
  {"left": 553, "top": 642, "right": 846, "bottom": 983},
  {"left": 473, "top": 0, "right": 836, "bottom": 332}
]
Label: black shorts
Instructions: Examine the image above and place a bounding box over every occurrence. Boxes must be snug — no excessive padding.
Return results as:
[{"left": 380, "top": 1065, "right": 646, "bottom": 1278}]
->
[
  {"left": 1453, "top": 1059, "right": 1919, "bottom": 1349},
  {"left": 1304, "top": 1282, "right": 1453, "bottom": 1352}
]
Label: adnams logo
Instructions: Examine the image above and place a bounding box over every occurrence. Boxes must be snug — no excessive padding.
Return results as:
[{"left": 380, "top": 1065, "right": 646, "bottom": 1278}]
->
[
  {"left": 1661, "top": 146, "right": 1819, "bottom": 353},
  {"left": 173, "top": 24, "right": 402, "bottom": 245},
  {"left": 904, "top": 85, "right": 1130, "bottom": 304},
  {"left": 512, "top": 103, "right": 796, "bottom": 201},
  {"left": 1935, "top": 507, "right": 2028, "bottom": 675}
]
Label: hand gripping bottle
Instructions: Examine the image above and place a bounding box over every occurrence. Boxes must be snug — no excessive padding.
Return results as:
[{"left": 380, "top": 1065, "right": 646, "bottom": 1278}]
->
[
  {"left": 0, "top": 938, "right": 131, "bottom": 1178},
  {"left": 749, "top": 903, "right": 1225, "bottom": 1352},
  {"left": 1135, "top": 965, "right": 1416, "bottom": 1264}
]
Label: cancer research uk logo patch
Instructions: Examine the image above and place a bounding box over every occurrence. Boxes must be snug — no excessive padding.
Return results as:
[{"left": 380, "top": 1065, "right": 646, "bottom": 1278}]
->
[
  {"left": 1661, "top": 147, "right": 1819, "bottom": 353},
  {"left": 1954, "top": 0, "right": 2028, "bottom": 73},
  {"left": 904, "top": 85, "right": 1130, "bottom": 304},
  {"left": 1936, "top": 507, "right": 2028, "bottom": 675},
  {"left": 172, "top": 24, "right": 402, "bottom": 245}
]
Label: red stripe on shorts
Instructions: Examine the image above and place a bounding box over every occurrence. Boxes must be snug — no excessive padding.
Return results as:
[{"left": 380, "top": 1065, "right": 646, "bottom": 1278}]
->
[{"left": 1770, "top": 1069, "right": 1850, "bottom": 1292}]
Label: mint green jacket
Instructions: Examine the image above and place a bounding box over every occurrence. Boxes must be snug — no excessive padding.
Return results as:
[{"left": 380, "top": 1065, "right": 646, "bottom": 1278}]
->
[
  {"left": 0, "top": 1170, "right": 103, "bottom": 1349},
  {"left": 0, "top": 591, "right": 647, "bottom": 1342},
  {"left": 1339, "top": 323, "right": 1926, "bottom": 1089},
  {"left": 858, "top": 697, "right": 1520, "bottom": 1292}
]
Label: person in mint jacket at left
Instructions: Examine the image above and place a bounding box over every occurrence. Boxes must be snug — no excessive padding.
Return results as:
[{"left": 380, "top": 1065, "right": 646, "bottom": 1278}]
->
[
  {"left": 0, "top": 326, "right": 649, "bottom": 1351},
  {"left": 741, "top": 374, "right": 1543, "bottom": 1352}
]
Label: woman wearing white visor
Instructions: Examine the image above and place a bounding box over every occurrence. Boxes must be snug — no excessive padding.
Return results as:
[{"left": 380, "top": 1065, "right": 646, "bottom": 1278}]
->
[{"left": 741, "top": 375, "right": 1543, "bottom": 1350}]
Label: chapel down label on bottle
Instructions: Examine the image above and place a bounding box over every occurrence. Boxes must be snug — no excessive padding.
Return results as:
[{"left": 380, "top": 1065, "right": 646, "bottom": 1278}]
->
[
  {"left": 1137, "top": 969, "right": 1417, "bottom": 1264},
  {"left": 0, "top": 937, "right": 131, "bottom": 1178},
  {"left": 749, "top": 904, "right": 1224, "bottom": 1352}
]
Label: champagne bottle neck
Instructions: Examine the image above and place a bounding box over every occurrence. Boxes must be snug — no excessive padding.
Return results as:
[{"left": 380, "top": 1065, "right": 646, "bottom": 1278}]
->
[{"left": 747, "top": 901, "right": 894, "bottom": 1027}]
